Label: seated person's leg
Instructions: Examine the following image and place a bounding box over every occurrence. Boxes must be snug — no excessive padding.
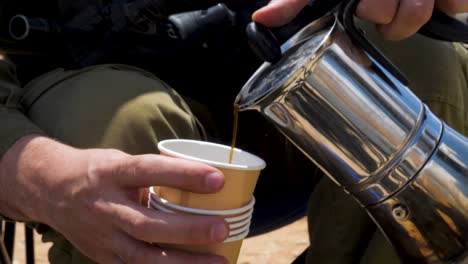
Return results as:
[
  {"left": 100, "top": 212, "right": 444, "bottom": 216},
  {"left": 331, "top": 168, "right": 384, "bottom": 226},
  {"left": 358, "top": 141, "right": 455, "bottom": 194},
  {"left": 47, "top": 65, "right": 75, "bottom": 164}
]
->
[
  {"left": 24, "top": 64, "right": 205, "bottom": 263},
  {"left": 305, "top": 177, "right": 376, "bottom": 263},
  {"left": 306, "top": 23, "right": 467, "bottom": 264}
]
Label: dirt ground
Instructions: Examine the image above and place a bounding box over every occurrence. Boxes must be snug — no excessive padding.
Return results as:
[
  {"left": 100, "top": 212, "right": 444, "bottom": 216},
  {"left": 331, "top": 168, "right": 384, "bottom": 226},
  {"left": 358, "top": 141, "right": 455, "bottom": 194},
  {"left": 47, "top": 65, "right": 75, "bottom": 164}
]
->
[{"left": 12, "top": 217, "right": 309, "bottom": 264}]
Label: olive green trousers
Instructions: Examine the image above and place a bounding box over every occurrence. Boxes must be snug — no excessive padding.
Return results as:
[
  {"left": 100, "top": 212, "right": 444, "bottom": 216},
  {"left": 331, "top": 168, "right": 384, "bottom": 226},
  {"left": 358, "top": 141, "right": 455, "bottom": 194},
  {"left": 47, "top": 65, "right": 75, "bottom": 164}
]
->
[{"left": 22, "top": 31, "right": 467, "bottom": 263}]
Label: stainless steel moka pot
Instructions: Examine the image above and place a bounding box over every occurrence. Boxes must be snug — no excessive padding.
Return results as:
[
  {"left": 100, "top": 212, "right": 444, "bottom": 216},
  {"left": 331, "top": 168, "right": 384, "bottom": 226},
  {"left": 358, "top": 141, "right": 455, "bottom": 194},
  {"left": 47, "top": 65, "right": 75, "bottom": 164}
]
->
[{"left": 237, "top": 1, "right": 468, "bottom": 263}]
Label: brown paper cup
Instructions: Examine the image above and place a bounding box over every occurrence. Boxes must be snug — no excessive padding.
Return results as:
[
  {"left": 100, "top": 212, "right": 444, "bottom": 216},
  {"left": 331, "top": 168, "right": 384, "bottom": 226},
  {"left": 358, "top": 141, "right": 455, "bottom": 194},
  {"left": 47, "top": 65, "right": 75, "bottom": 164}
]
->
[
  {"left": 149, "top": 187, "right": 255, "bottom": 217},
  {"left": 157, "top": 139, "right": 266, "bottom": 210},
  {"left": 148, "top": 198, "right": 253, "bottom": 237},
  {"left": 150, "top": 193, "right": 251, "bottom": 263}
]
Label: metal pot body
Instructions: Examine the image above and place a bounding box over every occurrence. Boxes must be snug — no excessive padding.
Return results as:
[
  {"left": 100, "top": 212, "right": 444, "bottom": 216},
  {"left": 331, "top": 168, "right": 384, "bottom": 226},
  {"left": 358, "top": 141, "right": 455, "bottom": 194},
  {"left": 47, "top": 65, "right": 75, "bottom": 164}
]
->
[
  {"left": 368, "top": 125, "right": 468, "bottom": 263},
  {"left": 237, "top": 16, "right": 467, "bottom": 262}
]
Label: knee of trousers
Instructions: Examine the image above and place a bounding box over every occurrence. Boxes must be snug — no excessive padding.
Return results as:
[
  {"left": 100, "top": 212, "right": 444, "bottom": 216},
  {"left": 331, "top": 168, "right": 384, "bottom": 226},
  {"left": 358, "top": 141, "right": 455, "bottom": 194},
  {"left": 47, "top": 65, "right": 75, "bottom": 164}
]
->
[
  {"left": 101, "top": 86, "right": 204, "bottom": 154},
  {"left": 26, "top": 65, "right": 203, "bottom": 153}
]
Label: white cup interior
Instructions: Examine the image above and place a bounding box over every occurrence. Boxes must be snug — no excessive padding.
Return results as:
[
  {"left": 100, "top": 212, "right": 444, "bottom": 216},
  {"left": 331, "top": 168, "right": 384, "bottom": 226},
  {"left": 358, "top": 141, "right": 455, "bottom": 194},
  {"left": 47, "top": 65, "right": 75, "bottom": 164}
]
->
[{"left": 158, "top": 139, "right": 266, "bottom": 170}]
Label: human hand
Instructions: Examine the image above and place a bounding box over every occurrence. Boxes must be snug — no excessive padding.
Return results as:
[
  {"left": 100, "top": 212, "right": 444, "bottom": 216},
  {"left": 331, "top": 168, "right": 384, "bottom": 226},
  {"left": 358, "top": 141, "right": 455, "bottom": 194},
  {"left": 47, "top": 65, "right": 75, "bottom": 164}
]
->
[
  {"left": 252, "top": 0, "right": 468, "bottom": 40},
  {"left": 0, "top": 136, "right": 228, "bottom": 264}
]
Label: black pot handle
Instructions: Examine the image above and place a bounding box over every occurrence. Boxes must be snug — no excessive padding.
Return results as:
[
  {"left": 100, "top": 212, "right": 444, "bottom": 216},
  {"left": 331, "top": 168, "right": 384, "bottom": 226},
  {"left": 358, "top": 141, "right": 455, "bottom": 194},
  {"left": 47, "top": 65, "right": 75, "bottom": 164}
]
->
[
  {"left": 246, "top": 2, "right": 333, "bottom": 64},
  {"left": 340, "top": 0, "right": 468, "bottom": 85},
  {"left": 419, "top": 9, "right": 468, "bottom": 43},
  {"left": 339, "top": 0, "right": 410, "bottom": 85},
  {"left": 341, "top": 0, "right": 468, "bottom": 44}
]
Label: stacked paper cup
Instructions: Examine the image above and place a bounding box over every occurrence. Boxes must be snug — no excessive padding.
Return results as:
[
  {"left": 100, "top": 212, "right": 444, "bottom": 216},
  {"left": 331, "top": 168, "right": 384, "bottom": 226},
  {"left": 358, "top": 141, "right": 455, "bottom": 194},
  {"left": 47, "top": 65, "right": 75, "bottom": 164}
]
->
[
  {"left": 149, "top": 188, "right": 254, "bottom": 262},
  {"left": 149, "top": 139, "right": 266, "bottom": 264}
]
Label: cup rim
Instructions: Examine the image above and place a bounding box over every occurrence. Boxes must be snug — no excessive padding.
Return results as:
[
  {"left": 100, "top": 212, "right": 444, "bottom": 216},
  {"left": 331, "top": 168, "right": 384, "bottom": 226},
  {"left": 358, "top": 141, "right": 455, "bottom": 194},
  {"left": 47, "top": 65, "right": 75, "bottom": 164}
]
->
[
  {"left": 158, "top": 139, "right": 266, "bottom": 170},
  {"left": 150, "top": 187, "right": 255, "bottom": 215},
  {"left": 149, "top": 199, "right": 254, "bottom": 223}
]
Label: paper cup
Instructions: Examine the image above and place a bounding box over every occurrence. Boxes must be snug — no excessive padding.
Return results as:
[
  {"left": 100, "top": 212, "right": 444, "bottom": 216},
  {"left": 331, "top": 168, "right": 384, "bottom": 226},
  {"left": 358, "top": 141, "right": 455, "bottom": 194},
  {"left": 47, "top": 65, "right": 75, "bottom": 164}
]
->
[
  {"left": 148, "top": 199, "right": 253, "bottom": 225},
  {"left": 148, "top": 194, "right": 251, "bottom": 263},
  {"left": 149, "top": 201, "right": 252, "bottom": 236},
  {"left": 228, "top": 224, "right": 249, "bottom": 237},
  {"left": 149, "top": 188, "right": 255, "bottom": 216},
  {"left": 229, "top": 216, "right": 251, "bottom": 230},
  {"left": 148, "top": 198, "right": 253, "bottom": 236},
  {"left": 157, "top": 139, "right": 266, "bottom": 210}
]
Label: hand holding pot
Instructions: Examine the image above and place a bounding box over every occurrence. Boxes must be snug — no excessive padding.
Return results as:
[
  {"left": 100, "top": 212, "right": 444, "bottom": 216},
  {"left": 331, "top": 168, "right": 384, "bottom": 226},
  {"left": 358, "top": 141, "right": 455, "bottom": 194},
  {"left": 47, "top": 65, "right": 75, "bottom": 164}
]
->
[{"left": 252, "top": 0, "right": 468, "bottom": 40}]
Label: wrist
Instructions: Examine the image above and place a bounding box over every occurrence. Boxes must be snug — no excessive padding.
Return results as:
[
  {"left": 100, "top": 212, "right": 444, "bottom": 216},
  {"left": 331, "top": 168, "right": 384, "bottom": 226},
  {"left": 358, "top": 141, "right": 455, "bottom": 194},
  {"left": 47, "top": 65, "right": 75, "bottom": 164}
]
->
[{"left": 0, "top": 135, "right": 81, "bottom": 224}]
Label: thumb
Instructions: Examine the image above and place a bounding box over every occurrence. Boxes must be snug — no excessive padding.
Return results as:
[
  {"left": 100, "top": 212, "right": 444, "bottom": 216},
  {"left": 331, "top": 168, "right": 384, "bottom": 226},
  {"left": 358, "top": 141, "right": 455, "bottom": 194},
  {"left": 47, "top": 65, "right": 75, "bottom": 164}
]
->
[{"left": 252, "top": 0, "right": 309, "bottom": 27}]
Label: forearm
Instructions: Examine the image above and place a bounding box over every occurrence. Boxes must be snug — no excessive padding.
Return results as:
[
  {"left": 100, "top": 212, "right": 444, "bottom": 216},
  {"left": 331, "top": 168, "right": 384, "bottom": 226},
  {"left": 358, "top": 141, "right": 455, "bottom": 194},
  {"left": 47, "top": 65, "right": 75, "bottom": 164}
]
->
[
  {"left": 0, "top": 52, "right": 54, "bottom": 222},
  {"left": 0, "top": 135, "right": 78, "bottom": 224}
]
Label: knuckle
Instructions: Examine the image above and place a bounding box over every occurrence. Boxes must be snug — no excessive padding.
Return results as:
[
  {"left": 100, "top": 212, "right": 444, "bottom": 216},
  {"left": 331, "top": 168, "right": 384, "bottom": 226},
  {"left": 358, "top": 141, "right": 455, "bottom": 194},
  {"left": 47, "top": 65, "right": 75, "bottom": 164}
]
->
[
  {"left": 127, "top": 215, "right": 149, "bottom": 239},
  {"left": 88, "top": 150, "right": 127, "bottom": 178},
  {"left": 86, "top": 163, "right": 111, "bottom": 187},
  {"left": 186, "top": 221, "right": 208, "bottom": 244},
  {"left": 379, "top": 11, "right": 395, "bottom": 24},
  {"left": 120, "top": 156, "right": 140, "bottom": 178},
  {"left": 356, "top": 0, "right": 398, "bottom": 24},
  {"left": 87, "top": 160, "right": 109, "bottom": 179},
  {"left": 406, "top": 1, "right": 433, "bottom": 25},
  {"left": 90, "top": 199, "right": 111, "bottom": 218},
  {"left": 97, "top": 154, "right": 138, "bottom": 183}
]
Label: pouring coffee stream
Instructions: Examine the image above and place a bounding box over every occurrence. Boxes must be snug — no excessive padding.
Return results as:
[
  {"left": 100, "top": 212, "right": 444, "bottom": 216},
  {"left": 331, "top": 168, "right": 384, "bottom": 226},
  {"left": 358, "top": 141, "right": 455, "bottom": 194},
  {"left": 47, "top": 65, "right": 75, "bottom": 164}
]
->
[
  {"left": 236, "top": 0, "right": 468, "bottom": 263},
  {"left": 228, "top": 103, "right": 239, "bottom": 164}
]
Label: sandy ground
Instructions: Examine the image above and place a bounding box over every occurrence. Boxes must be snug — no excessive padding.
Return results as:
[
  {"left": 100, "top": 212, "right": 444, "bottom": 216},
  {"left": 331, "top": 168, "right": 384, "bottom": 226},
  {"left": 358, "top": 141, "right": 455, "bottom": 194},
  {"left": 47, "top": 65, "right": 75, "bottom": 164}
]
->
[{"left": 12, "top": 217, "right": 309, "bottom": 264}]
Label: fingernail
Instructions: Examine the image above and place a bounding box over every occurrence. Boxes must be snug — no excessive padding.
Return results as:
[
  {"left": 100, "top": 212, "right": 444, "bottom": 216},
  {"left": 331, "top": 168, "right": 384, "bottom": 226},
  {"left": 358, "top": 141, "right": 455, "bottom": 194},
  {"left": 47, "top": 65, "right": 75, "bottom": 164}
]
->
[
  {"left": 211, "top": 222, "right": 228, "bottom": 242},
  {"left": 205, "top": 172, "right": 224, "bottom": 190}
]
